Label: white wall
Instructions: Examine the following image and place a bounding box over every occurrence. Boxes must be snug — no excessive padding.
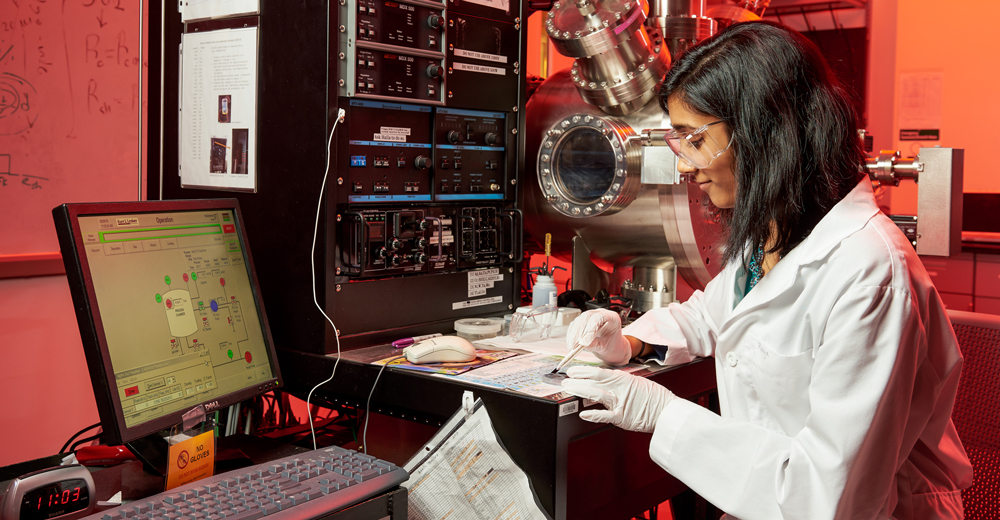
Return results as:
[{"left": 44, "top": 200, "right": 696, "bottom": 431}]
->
[
  {"left": 888, "top": 0, "right": 1000, "bottom": 214},
  {"left": 0, "top": 276, "right": 100, "bottom": 466}
]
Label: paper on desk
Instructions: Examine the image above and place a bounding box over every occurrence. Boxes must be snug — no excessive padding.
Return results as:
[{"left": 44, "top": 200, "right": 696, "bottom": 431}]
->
[
  {"left": 475, "top": 334, "right": 604, "bottom": 364},
  {"left": 404, "top": 399, "right": 550, "bottom": 520},
  {"left": 455, "top": 352, "right": 601, "bottom": 397},
  {"left": 477, "top": 335, "right": 679, "bottom": 373}
]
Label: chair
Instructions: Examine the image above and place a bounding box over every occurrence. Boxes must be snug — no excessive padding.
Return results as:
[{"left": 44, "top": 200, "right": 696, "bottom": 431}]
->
[{"left": 947, "top": 309, "right": 1000, "bottom": 519}]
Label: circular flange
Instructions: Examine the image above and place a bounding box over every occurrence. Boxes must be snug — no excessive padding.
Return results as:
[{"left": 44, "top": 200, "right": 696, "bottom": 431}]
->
[
  {"left": 537, "top": 113, "right": 642, "bottom": 218},
  {"left": 545, "top": 0, "right": 648, "bottom": 58}
]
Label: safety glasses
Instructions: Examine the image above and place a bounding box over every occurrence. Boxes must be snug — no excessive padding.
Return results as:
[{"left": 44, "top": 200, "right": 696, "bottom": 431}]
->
[
  {"left": 663, "top": 120, "right": 734, "bottom": 169},
  {"left": 508, "top": 305, "right": 559, "bottom": 343}
]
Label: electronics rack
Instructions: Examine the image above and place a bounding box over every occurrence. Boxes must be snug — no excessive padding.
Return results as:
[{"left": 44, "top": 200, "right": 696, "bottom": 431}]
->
[{"left": 154, "top": 0, "right": 527, "bottom": 353}]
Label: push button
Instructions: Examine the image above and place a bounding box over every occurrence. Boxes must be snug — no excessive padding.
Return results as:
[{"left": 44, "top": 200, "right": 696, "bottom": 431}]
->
[{"left": 726, "top": 352, "right": 738, "bottom": 367}]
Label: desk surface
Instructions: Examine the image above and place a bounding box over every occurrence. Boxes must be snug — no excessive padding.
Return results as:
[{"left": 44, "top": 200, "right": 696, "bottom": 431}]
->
[{"left": 277, "top": 347, "right": 717, "bottom": 520}]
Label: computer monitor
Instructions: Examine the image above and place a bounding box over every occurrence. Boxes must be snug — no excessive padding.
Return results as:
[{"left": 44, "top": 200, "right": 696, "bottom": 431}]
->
[{"left": 53, "top": 199, "right": 282, "bottom": 446}]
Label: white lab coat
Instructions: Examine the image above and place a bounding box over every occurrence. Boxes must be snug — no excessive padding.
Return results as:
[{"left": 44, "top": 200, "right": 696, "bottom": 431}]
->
[{"left": 623, "top": 180, "right": 973, "bottom": 520}]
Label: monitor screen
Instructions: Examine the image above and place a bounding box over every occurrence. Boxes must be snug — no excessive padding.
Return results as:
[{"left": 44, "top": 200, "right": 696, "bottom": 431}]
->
[{"left": 53, "top": 199, "right": 282, "bottom": 445}]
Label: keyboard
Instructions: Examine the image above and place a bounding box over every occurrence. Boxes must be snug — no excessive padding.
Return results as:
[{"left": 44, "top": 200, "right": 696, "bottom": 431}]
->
[{"left": 78, "top": 445, "right": 408, "bottom": 520}]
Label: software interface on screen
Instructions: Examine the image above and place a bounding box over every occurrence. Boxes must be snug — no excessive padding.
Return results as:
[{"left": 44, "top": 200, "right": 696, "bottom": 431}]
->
[{"left": 78, "top": 209, "right": 274, "bottom": 428}]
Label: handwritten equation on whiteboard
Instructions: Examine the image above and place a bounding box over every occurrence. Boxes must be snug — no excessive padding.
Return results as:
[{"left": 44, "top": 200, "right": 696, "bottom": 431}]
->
[{"left": 1, "top": 0, "right": 143, "bottom": 254}]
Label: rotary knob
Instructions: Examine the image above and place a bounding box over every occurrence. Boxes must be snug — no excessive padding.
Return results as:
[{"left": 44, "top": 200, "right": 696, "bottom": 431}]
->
[
  {"left": 484, "top": 132, "right": 502, "bottom": 146},
  {"left": 413, "top": 156, "right": 430, "bottom": 169},
  {"left": 416, "top": 238, "right": 428, "bottom": 248},
  {"left": 377, "top": 247, "right": 389, "bottom": 259},
  {"left": 390, "top": 255, "right": 402, "bottom": 266},
  {"left": 446, "top": 130, "right": 462, "bottom": 144},
  {"left": 427, "top": 14, "right": 444, "bottom": 30},
  {"left": 414, "top": 253, "right": 428, "bottom": 264},
  {"left": 427, "top": 64, "right": 444, "bottom": 79},
  {"left": 389, "top": 238, "right": 402, "bottom": 251}
]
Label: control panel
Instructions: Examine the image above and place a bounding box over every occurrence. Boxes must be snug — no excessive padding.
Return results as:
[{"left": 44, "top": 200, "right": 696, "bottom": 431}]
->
[
  {"left": 434, "top": 108, "right": 506, "bottom": 200},
  {"left": 342, "top": 100, "right": 510, "bottom": 204},
  {"left": 355, "top": 0, "right": 446, "bottom": 51},
  {"left": 345, "top": 100, "right": 434, "bottom": 203},
  {"left": 341, "top": 205, "right": 518, "bottom": 279},
  {"left": 330, "top": 0, "right": 523, "bottom": 341},
  {"left": 341, "top": 0, "right": 447, "bottom": 104},
  {"left": 353, "top": 49, "right": 446, "bottom": 101}
]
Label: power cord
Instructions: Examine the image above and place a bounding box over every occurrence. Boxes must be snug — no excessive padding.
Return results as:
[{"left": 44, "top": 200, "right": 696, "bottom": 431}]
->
[
  {"left": 362, "top": 355, "right": 405, "bottom": 454},
  {"left": 59, "top": 422, "right": 101, "bottom": 454},
  {"left": 306, "top": 107, "right": 347, "bottom": 450}
]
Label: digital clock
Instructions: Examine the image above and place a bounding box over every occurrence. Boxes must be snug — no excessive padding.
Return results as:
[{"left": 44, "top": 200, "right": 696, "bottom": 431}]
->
[{"left": 0, "top": 465, "right": 95, "bottom": 520}]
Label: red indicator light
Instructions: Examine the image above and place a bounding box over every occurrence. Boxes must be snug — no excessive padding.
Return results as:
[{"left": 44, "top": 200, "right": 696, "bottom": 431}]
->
[{"left": 125, "top": 386, "right": 139, "bottom": 397}]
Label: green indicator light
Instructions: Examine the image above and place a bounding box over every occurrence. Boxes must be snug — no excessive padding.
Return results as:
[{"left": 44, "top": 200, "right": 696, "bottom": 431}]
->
[
  {"left": 165, "top": 275, "right": 171, "bottom": 285},
  {"left": 155, "top": 294, "right": 162, "bottom": 303},
  {"left": 227, "top": 350, "right": 233, "bottom": 359},
  {"left": 199, "top": 301, "right": 204, "bottom": 307},
  {"left": 192, "top": 272, "right": 198, "bottom": 281}
]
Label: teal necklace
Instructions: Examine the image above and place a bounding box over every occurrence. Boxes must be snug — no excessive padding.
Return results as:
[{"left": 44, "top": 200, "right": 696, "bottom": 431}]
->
[{"left": 745, "top": 248, "right": 764, "bottom": 294}]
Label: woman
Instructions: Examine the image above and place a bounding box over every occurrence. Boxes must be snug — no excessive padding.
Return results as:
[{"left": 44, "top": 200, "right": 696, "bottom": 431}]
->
[{"left": 561, "top": 21, "right": 972, "bottom": 519}]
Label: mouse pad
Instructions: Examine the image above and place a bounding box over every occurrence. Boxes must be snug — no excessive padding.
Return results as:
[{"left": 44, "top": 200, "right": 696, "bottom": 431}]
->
[{"left": 371, "top": 349, "right": 521, "bottom": 375}]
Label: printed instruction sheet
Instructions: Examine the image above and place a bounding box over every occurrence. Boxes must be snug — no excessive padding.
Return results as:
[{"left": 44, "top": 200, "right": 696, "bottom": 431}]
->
[
  {"left": 180, "top": 0, "right": 260, "bottom": 22},
  {"left": 404, "top": 398, "right": 549, "bottom": 520},
  {"left": 180, "top": 27, "right": 258, "bottom": 191}
]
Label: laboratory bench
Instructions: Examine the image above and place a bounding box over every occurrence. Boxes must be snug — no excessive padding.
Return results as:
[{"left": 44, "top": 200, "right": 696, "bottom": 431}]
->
[{"left": 277, "top": 345, "right": 718, "bottom": 520}]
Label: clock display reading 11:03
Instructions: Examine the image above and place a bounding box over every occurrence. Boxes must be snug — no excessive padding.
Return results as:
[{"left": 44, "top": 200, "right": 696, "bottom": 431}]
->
[{"left": 19, "top": 478, "right": 90, "bottom": 520}]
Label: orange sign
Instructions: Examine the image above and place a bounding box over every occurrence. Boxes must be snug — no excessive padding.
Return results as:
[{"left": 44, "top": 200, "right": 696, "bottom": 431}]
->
[{"left": 165, "top": 430, "right": 215, "bottom": 490}]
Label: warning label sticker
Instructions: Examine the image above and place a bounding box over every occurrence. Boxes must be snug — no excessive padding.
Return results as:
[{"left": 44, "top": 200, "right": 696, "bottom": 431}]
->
[
  {"left": 379, "top": 126, "right": 411, "bottom": 136},
  {"left": 452, "top": 295, "right": 503, "bottom": 310},
  {"left": 468, "top": 268, "right": 503, "bottom": 297},
  {"left": 453, "top": 62, "right": 506, "bottom": 76},
  {"left": 454, "top": 49, "right": 508, "bottom": 64}
]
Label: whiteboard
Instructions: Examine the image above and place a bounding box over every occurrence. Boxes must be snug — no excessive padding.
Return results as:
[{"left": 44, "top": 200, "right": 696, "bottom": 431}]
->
[{"left": 0, "top": 0, "right": 145, "bottom": 255}]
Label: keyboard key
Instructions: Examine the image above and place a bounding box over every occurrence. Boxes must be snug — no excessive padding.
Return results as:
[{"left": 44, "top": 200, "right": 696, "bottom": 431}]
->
[
  {"left": 230, "top": 511, "right": 264, "bottom": 520},
  {"left": 259, "top": 503, "right": 278, "bottom": 516},
  {"left": 272, "top": 499, "right": 293, "bottom": 511},
  {"left": 357, "top": 469, "right": 382, "bottom": 481}
]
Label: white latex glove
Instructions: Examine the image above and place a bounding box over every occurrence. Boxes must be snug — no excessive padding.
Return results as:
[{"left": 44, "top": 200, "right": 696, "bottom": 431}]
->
[
  {"left": 560, "top": 366, "right": 676, "bottom": 433},
  {"left": 565, "top": 308, "right": 632, "bottom": 366}
]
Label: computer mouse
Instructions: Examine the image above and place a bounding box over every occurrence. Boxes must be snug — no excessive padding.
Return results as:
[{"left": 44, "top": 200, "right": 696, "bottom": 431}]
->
[{"left": 404, "top": 336, "right": 478, "bottom": 364}]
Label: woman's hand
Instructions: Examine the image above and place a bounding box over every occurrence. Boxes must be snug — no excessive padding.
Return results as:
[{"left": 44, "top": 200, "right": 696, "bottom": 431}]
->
[
  {"left": 565, "top": 309, "right": 632, "bottom": 366},
  {"left": 561, "top": 366, "right": 676, "bottom": 433}
]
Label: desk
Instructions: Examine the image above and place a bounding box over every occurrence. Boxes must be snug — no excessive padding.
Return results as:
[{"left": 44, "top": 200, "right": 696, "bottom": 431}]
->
[{"left": 277, "top": 346, "right": 717, "bottom": 520}]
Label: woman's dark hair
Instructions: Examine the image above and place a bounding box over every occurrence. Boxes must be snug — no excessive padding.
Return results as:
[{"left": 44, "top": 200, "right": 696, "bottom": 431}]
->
[{"left": 660, "top": 20, "right": 867, "bottom": 267}]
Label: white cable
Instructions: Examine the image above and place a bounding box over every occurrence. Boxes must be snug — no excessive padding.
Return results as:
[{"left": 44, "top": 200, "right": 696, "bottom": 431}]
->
[
  {"left": 363, "top": 355, "right": 404, "bottom": 454},
  {"left": 306, "top": 108, "right": 347, "bottom": 450}
]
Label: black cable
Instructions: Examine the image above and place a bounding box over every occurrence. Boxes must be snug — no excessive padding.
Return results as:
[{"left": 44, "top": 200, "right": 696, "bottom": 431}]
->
[
  {"left": 60, "top": 422, "right": 101, "bottom": 454},
  {"left": 68, "top": 432, "right": 104, "bottom": 454}
]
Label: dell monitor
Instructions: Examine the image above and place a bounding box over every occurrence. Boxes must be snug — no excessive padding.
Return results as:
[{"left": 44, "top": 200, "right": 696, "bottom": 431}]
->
[{"left": 53, "top": 199, "right": 282, "bottom": 447}]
